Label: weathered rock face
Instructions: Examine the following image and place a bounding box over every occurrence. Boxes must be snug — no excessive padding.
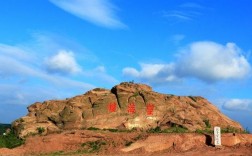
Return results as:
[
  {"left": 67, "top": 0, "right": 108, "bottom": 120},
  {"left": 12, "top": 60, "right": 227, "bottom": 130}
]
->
[{"left": 12, "top": 82, "right": 243, "bottom": 138}]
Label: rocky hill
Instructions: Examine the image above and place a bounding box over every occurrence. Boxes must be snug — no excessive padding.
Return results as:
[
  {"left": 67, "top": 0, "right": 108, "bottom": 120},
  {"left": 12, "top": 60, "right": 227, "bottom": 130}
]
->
[{"left": 12, "top": 82, "right": 243, "bottom": 138}]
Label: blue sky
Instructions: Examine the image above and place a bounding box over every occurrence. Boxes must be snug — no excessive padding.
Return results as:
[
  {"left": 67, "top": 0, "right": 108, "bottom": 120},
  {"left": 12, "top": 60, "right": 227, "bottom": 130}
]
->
[{"left": 0, "top": 0, "right": 252, "bottom": 130}]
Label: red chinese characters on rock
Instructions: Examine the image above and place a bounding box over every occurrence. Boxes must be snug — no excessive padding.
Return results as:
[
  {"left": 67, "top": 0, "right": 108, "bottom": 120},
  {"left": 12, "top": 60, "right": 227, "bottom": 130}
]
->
[
  {"left": 146, "top": 103, "right": 154, "bottom": 115},
  {"left": 127, "top": 103, "right": 135, "bottom": 114},
  {"left": 108, "top": 102, "right": 117, "bottom": 112},
  {"left": 108, "top": 102, "right": 154, "bottom": 115}
]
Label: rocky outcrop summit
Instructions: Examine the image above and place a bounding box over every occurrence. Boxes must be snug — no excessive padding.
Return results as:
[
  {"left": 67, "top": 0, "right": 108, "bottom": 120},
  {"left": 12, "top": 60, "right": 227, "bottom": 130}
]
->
[{"left": 12, "top": 82, "right": 243, "bottom": 138}]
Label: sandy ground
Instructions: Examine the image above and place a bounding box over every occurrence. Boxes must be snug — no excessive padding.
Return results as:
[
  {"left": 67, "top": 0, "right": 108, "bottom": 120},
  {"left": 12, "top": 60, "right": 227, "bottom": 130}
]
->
[{"left": 0, "top": 130, "right": 252, "bottom": 156}]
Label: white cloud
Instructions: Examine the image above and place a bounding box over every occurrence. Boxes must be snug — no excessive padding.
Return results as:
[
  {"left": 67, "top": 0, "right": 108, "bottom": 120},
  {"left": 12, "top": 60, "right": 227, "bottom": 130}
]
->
[
  {"left": 222, "top": 99, "right": 252, "bottom": 111},
  {"left": 122, "top": 41, "right": 251, "bottom": 84},
  {"left": 0, "top": 43, "right": 94, "bottom": 90},
  {"left": 176, "top": 41, "right": 251, "bottom": 82},
  {"left": 123, "top": 63, "right": 180, "bottom": 84},
  {"left": 49, "top": 0, "right": 126, "bottom": 29},
  {"left": 0, "top": 44, "right": 33, "bottom": 61},
  {"left": 163, "top": 2, "right": 204, "bottom": 22},
  {"left": 0, "top": 55, "right": 37, "bottom": 78},
  {"left": 164, "top": 10, "right": 193, "bottom": 21},
  {"left": 0, "top": 41, "right": 119, "bottom": 94},
  {"left": 123, "top": 67, "right": 140, "bottom": 77},
  {"left": 45, "top": 50, "right": 81, "bottom": 74}
]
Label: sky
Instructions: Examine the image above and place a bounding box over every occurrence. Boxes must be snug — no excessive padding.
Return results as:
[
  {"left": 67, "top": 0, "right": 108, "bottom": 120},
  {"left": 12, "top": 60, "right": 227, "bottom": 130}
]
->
[{"left": 0, "top": 0, "right": 252, "bottom": 131}]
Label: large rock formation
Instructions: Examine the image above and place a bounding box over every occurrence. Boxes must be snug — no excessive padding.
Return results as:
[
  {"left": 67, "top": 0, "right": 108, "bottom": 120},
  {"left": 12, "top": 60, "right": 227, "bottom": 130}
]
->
[{"left": 12, "top": 82, "right": 243, "bottom": 138}]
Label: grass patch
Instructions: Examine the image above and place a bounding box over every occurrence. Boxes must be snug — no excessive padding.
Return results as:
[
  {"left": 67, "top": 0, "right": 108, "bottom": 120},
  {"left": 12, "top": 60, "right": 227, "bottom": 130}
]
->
[
  {"left": 102, "top": 128, "right": 136, "bottom": 133},
  {"left": 147, "top": 125, "right": 188, "bottom": 133},
  {"left": 162, "top": 126, "right": 188, "bottom": 133},
  {"left": 195, "top": 129, "right": 213, "bottom": 134},
  {"left": 81, "top": 140, "right": 106, "bottom": 153},
  {"left": 147, "top": 127, "right": 161, "bottom": 133},
  {"left": 0, "top": 129, "right": 24, "bottom": 149},
  {"left": 221, "top": 126, "right": 239, "bottom": 133},
  {"left": 41, "top": 151, "right": 64, "bottom": 156},
  {"left": 195, "top": 126, "right": 249, "bottom": 134},
  {"left": 51, "top": 151, "right": 64, "bottom": 155},
  {"left": 40, "top": 149, "right": 87, "bottom": 156}
]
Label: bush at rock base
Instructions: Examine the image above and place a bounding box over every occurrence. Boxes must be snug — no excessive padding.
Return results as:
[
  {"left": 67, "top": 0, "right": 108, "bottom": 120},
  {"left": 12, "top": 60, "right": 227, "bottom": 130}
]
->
[{"left": 0, "top": 129, "right": 24, "bottom": 149}]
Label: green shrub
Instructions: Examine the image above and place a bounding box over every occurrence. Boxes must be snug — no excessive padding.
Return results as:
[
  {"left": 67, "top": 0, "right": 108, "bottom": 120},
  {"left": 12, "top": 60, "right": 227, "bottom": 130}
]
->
[
  {"left": 147, "top": 124, "right": 188, "bottom": 133},
  {"left": 162, "top": 126, "right": 188, "bottom": 133},
  {"left": 195, "top": 126, "right": 245, "bottom": 134},
  {"left": 87, "top": 127, "right": 100, "bottom": 131},
  {"left": 107, "top": 128, "right": 119, "bottom": 132},
  {"left": 0, "top": 129, "right": 24, "bottom": 149},
  {"left": 37, "top": 127, "right": 45, "bottom": 134},
  {"left": 147, "top": 127, "right": 161, "bottom": 133},
  {"left": 221, "top": 126, "right": 239, "bottom": 133},
  {"left": 203, "top": 119, "right": 211, "bottom": 128},
  {"left": 103, "top": 128, "right": 132, "bottom": 132}
]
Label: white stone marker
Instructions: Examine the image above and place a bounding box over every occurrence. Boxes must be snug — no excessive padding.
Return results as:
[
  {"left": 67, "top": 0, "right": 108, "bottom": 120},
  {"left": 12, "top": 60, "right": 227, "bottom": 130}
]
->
[{"left": 214, "top": 126, "right": 221, "bottom": 146}]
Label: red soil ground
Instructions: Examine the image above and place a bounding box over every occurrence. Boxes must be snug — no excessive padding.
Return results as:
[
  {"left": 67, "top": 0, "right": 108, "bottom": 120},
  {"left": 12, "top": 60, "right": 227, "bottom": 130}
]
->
[{"left": 0, "top": 130, "right": 251, "bottom": 156}]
